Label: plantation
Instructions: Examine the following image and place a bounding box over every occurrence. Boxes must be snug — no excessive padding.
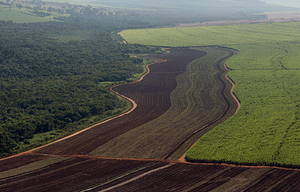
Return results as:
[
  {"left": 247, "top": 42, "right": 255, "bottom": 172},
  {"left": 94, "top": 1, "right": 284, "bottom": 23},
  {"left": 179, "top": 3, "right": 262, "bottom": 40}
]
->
[
  {"left": 120, "top": 22, "right": 300, "bottom": 47},
  {"left": 90, "top": 47, "right": 238, "bottom": 159},
  {"left": 120, "top": 22, "right": 300, "bottom": 166},
  {"left": 0, "top": 5, "right": 68, "bottom": 23}
]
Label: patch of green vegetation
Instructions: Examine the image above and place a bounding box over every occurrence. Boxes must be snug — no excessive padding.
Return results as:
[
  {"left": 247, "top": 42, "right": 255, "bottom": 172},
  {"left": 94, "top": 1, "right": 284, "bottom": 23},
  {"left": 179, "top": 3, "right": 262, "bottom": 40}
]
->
[
  {"left": 0, "top": 6, "right": 69, "bottom": 23},
  {"left": 120, "top": 22, "right": 300, "bottom": 47},
  {"left": 42, "top": 0, "right": 156, "bottom": 11},
  {"left": 121, "top": 22, "right": 300, "bottom": 167},
  {"left": 127, "top": 56, "right": 158, "bottom": 82},
  {"left": 14, "top": 97, "right": 130, "bottom": 154},
  {"left": 0, "top": 18, "right": 158, "bottom": 158}
]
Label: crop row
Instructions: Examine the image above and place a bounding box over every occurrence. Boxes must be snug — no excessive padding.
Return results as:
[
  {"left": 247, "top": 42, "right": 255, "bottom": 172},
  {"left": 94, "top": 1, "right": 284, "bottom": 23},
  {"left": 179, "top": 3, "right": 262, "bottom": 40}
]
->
[
  {"left": 120, "top": 22, "right": 300, "bottom": 166},
  {"left": 91, "top": 47, "right": 238, "bottom": 160},
  {"left": 35, "top": 48, "right": 206, "bottom": 156},
  {"left": 0, "top": 156, "right": 152, "bottom": 192},
  {"left": 101, "top": 162, "right": 300, "bottom": 192}
]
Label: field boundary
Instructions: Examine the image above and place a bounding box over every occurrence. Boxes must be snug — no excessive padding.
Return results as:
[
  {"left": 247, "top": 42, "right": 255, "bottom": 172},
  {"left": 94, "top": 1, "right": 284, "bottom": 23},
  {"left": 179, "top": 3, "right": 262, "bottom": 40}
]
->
[
  {"left": 224, "top": 62, "right": 240, "bottom": 114},
  {"left": 176, "top": 50, "right": 241, "bottom": 162},
  {"left": 27, "top": 152, "right": 300, "bottom": 172},
  {"left": 0, "top": 59, "right": 163, "bottom": 162},
  {"left": 161, "top": 50, "right": 236, "bottom": 160}
]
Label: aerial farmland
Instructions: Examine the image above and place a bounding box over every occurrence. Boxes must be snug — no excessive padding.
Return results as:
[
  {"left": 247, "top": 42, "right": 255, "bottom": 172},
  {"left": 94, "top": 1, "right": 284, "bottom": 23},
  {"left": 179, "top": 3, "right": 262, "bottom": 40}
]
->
[{"left": 1, "top": 0, "right": 300, "bottom": 191}]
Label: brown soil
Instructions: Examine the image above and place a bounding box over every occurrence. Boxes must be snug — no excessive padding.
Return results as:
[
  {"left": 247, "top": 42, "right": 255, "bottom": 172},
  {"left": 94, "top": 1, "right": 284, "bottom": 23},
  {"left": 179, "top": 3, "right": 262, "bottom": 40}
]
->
[
  {"left": 0, "top": 153, "right": 47, "bottom": 172},
  {"left": 0, "top": 157, "right": 153, "bottom": 192},
  {"left": 166, "top": 50, "right": 237, "bottom": 161},
  {"left": 34, "top": 48, "right": 207, "bottom": 156}
]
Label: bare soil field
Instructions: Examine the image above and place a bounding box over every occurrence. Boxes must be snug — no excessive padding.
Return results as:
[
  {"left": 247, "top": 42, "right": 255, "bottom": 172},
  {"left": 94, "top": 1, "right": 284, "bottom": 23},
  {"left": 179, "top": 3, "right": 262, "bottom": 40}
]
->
[
  {"left": 0, "top": 153, "right": 47, "bottom": 172},
  {"left": 90, "top": 162, "right": 300, "bottom": 192},
  {"left": 35, "top": 48, "right": 206, "bottom": 156},
  {"left": 2, "top": 47, "right": 298, "bottom": 191},
  {"left": 89, "top": 47, "right": 238, "bottom": 160},
  {"left": 2, "top": 154, "right": 300, "bottom": 191},
  {"left": 0, "top": 156, "right": 155, "bottom": 192}
]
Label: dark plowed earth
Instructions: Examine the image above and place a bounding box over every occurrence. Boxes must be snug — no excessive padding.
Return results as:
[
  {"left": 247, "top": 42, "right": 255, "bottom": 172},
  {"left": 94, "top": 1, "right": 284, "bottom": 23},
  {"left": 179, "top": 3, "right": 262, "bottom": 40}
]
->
[
  {"left": 189, "top": 167, "right": 249, "bottom": 192},
  {"left": 162, "top": 50, "right": 235, "bottom": 160},
  {"left": 0, "top": 157, "right": 152, "bottom": 192},
  {"left": 242, "top": 169, "right": 297, "bottom": 192},
  {"left": 270, "top": 171, "right": 300, "bottom": 191},
  {"left": 88, "top": 162, "right": 169, "bottom": 191},
  {"left": 104, "top": 163, "right": 235, "bottom": 192},
  {"left": 36, "top": 48, "right": 206, "bottom": 156},
  {"left": 0, "top": 153, "right": 47, "bottom": 172},
  {"left": 98, "top": 163, "right": 300, "bottom": 192}
]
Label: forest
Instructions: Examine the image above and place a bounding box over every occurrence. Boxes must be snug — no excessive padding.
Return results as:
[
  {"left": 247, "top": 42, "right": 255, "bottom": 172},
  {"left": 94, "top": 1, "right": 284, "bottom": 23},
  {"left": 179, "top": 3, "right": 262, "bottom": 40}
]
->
[{"left": 0, "top": 12, "right": 163, "bottom": 157}]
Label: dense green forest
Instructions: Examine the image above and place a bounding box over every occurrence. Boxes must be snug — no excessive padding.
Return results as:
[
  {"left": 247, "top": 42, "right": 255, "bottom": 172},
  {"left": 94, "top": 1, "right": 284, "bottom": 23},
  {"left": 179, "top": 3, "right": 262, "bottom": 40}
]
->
[{"left": 0, "top": 12, "right": 163, "bottom": 157}]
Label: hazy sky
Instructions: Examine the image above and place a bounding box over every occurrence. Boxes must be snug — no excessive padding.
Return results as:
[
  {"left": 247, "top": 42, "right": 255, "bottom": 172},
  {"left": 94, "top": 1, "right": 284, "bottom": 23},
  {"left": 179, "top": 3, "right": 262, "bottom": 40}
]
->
[{"left": 263, "top": 0, "right": 300, "bottom": 8}]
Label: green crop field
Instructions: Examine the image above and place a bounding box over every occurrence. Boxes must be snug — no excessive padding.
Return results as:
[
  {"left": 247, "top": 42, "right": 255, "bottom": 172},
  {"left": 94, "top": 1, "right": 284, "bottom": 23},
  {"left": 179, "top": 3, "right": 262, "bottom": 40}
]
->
[
  {"left": 120, "top": 22, "right": 300, "bottom": 167},
  {"left": 0, "top": 6, "right": 69, "bottom": 23}
]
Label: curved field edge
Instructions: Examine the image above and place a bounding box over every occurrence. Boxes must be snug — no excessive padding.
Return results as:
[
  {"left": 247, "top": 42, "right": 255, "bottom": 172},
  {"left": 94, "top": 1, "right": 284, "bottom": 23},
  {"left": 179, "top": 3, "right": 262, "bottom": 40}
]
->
[
  {"left": 32, "top": 48, "right": 206, "bottom": 156},
  {"left": 186, "top": 42, "right": 300, "bottom": 168},
  {"left": 0, "top": 57, "right": 158, "bottom": 161},
  {"left": 120, "top": 22, "right": 300, "bottom": 167},
  {"left": 90, "top": 47, "right": 238, "bottom": 160}
]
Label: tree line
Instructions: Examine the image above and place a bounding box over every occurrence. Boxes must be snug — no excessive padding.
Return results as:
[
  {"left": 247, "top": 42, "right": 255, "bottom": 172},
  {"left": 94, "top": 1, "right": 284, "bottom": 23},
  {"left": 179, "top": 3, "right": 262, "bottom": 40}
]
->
[{"left": 0, "top": 14, "right": 159, "bottom": 156}]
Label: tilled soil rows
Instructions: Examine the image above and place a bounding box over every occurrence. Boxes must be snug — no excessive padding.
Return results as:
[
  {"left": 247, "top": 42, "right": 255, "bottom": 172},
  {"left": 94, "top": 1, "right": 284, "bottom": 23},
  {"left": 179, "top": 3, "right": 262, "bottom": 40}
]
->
[
  {"left": 1, "top": 156, "right": 300, "bottom": 191},
  {"left": 35, "top": 48, "right": 206, "bottom": 156},
  {"left": 0, "top": 153, "right": 48, "bottom": 172},
  {"left": 0, "top": 157, "right": 154, "bottom": 192},
  {"left": 90, "top": 162, "right": 300, "bottom": 192}
]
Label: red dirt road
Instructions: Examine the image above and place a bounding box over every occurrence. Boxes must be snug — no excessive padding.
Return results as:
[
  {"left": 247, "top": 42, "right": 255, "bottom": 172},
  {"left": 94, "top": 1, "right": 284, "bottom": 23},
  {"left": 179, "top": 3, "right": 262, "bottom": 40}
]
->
[{"left": 224, "top": 62, "right": 240, "bottom": 114}]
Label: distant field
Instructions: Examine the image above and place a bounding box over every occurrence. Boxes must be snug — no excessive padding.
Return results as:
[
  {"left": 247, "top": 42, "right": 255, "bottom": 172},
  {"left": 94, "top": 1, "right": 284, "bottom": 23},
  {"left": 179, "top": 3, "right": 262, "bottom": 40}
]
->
[
  {"left": 120, "top": 22, "right": 300, "bottom": 47},
  {"left": 120, "top": 22, "right": 300, "bottom": 167},
  {"left": 0, "top": 5, "right": 69, "bottom": 23},
  {"left": 42, "top": 0, "right": 155, "bottom": 10}
]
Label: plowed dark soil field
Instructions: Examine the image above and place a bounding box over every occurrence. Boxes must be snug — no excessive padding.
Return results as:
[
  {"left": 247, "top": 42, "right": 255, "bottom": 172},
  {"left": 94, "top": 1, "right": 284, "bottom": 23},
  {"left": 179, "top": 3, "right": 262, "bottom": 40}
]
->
[
  {"left": 88, "top": 163, "right": 300, "bottom": 192},
  {"left": 35, "top": 48, "right": 206, "bottom": 156},
  {"left": 0, "top": 153, "right": 47, "bottom": 172},
  {"left": 0, "top": 156, "right": 156, "bottom": 192}
]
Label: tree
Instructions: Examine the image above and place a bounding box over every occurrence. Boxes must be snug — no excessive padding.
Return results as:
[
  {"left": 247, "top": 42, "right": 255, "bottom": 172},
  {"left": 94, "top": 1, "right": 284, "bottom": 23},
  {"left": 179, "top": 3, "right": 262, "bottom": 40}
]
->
[{"left": 16, "top": 3, "right": 23, "bottom": 8}]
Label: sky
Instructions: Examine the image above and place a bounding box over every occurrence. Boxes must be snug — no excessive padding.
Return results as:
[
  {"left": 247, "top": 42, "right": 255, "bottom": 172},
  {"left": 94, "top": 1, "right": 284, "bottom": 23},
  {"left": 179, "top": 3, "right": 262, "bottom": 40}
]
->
[{"left": 263, "top": 0, "right": 300, "bottom": 8}]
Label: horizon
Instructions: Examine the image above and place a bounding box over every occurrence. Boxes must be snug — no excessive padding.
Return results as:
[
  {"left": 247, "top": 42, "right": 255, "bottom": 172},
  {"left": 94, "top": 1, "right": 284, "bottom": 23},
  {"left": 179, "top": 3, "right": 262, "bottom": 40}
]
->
[{"left": 263, "top": 0, "right": 300, "bottom": 8}]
